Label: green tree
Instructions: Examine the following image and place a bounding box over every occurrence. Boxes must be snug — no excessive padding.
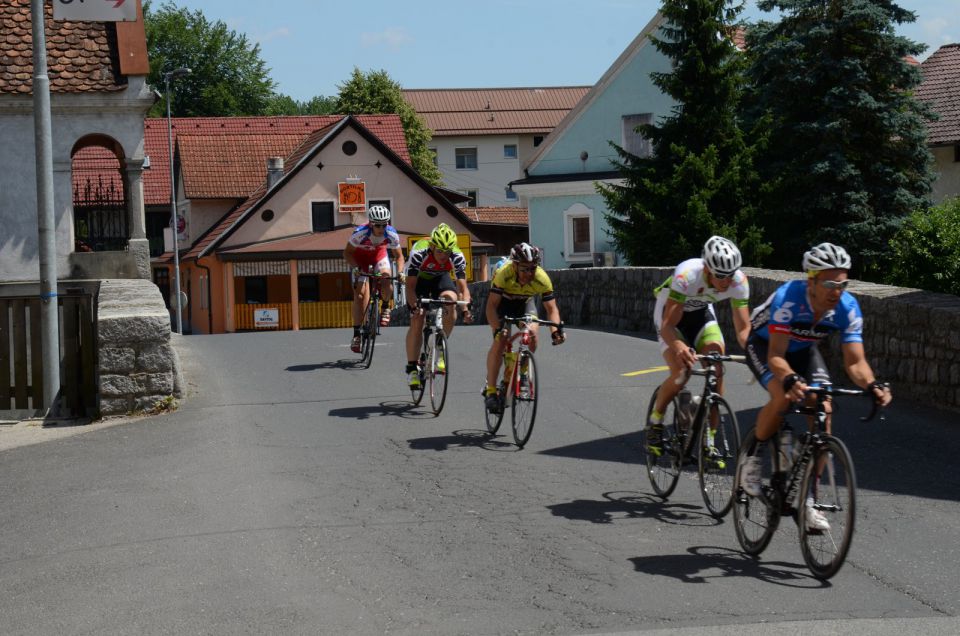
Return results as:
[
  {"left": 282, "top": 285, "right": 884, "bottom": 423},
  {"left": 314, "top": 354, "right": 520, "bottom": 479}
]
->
[
  {"left": 600, "top": 0, "right": 766, "bottom": 266},
  {"left": 144, "top": 1, "right": 276, "bottom": 116},
  {"left": 743, "top": 0, "right": 934, "bottom": 279},
  {"left": 264, "top": 94, "right": 338, "bottom": 116},
  {"left": 335, "top": 68, "right": 443, "bottom": 185},
  {"left": 888, "top": 198, "right": 960, "bottom": 296}
]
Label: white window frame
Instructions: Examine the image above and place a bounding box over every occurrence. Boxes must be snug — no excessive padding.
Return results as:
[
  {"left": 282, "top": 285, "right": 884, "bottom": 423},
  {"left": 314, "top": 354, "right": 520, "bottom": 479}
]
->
[
  {"left": 503, "top": 144, "right": 518, "bottom": 159},
  {"left": 563, "top": 202, "right": 594, "bottom": 263},
  {"left": 459, "top": 189, "right": 478, "bottom": 207},
  {"left": 310, "top": 199, "right": 337, "bottom": 231},
  {"left": 455, "top": 147, "right": 478, "bottom": 170},
  {"left": 621, "top": 113, "right": 653, "bottom": 158}
]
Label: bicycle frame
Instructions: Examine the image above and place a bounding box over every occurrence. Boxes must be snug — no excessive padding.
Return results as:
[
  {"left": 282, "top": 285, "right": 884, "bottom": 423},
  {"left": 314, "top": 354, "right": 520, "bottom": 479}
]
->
[
  {"left": 495, "top": 315, "right": 561, "bottom": 400},
  {"left": 676, "top": 353, "right": 744, "bottom": 462}
]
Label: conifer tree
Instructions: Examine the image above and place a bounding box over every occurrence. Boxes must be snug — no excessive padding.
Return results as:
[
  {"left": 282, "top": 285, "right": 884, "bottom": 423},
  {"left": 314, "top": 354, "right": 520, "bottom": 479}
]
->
[
  {"left": 743, "top": 0, "right": 934, "bottom": 278},
  {"left": 600, "top": 0, "right": 766, "bottom": 266}
]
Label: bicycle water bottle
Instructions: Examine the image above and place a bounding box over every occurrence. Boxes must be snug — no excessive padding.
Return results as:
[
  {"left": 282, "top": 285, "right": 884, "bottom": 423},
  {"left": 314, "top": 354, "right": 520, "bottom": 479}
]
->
[
  {"left": 677, "top": 389, "right": 693, "bottom": 430},
  {"left": 779, "top": 423, "right": 794, "bottom": 472}
]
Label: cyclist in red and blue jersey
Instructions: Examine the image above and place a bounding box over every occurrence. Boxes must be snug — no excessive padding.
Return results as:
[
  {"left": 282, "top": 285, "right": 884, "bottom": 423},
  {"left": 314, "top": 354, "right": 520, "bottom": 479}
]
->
[
  {"left": 343, "top": 205, "right": 404, "bottom": 353},
  {"left": 739, "top": 242, "right": 892, "bottom": 530}
]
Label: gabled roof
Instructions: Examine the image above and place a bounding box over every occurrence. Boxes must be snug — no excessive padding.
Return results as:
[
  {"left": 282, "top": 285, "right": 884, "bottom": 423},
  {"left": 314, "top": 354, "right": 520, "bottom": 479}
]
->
[
  {"left": 183, "top": 116, "right": 477, "bottom": 261},
  {"left": 916, "top": 43, "right": 960, "bottom": 146},
  {"left": 522, "top": 12, "right": 665, "bottom": 175},
  {"left": 143, "top": 115, "right": 410, "bottom": 206},
  {"left": 403, "top": 87, "right": 590, "bottom": 136},
  {"left": 461, "top": 207, "right": 528, "bottom": 226},
  {"left": 0, "top": 0, "right": 147, "bottom": 94},
  {"left": 178, "top": 134, "right": 308, "bottom": 199}
]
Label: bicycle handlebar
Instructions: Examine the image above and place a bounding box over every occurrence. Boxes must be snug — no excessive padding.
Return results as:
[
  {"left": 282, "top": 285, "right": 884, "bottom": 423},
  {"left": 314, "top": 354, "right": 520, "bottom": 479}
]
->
[
  {"left": 352, "top": 267, "right": 403, "bottom": 282},
  {"left": 802, "top": 383, "right": 890, "bottom": 422},
  {"left": 501, "top": 315, "right": 563, "bottom": 330},
  {"left": 674, "top": 352, "right": 746, "bottom": 384},
  {"left": 417, "top": 298, "right": 470, "bottom": 307}
]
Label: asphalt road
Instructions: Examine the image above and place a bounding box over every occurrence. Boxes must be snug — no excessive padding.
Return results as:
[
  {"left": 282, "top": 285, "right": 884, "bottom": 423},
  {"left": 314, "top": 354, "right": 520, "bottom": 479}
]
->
[{"left": 0, "top": 325, "right": 957, "bottom": 635}]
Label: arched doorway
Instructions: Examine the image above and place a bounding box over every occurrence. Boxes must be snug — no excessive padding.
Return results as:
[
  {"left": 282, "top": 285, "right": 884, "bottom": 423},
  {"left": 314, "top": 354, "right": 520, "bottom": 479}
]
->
[{"left": 71, "top": 135, "right": 128, "bottom": 252}]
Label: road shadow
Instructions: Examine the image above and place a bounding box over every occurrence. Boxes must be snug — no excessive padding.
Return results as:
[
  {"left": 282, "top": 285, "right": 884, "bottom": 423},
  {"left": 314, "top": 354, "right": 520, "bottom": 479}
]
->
[
  {"left": 629, "top": 545, "right": 827, "bottom": 588},
  {"left": 548, "top": 491, "right": 719, "bottom": 527},
  {"left": 328, "top": 400, "right": 431, "bottom": 420},
  {"left": 286, "top": 359, "right": 364, "bottom": 371},
  {"left": 539, "top": 430, "right": 646, "bottom": 464},
  {"left": 408, "top": 429, "right": 516, "bottom": 452}
]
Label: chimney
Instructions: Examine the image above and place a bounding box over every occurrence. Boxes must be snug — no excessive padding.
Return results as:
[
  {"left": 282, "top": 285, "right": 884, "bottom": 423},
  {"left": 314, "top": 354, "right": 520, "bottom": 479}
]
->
[{"left": 267, "top": 157, "right": 284, "bottom": 189}]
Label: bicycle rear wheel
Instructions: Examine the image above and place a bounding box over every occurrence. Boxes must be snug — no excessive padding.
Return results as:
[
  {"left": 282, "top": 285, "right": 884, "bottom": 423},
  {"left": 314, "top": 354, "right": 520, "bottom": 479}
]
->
[
  {"left": 643, "top": 387, "right": 681, "bottom": 498},
  {"left": 429, "top": 333, "right": 449, "bottom": 415},
  {"left": 698, "top": 396, "right": 741, "bottom": 518},
  {"left": 732, "top": 429, "right": 780, "bottom": 555},
  {"left": 798, "top": 436, "right": 856, "bottom": 580},
  {"left": 511, "top": 352, "right": 538, "bottom": 448}
]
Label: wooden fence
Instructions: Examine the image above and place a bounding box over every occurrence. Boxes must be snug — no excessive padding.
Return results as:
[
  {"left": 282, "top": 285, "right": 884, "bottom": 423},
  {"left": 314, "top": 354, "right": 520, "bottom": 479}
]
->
[{"left": 0, "top": 293, "right": 96, "bottom": 417}]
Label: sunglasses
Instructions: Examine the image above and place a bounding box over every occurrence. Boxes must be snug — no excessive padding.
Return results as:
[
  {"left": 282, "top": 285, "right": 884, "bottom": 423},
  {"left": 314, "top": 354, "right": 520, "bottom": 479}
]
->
[
  {"left": 712, "top": 271, "right": 734, "bottom": 280},
  {"left": 819, "top": 279, "right": 849, "bottom": 290},
  {"left": 370, "top": 223, "right": 387, "bottom": 228},
  {"left": 517, "top": 265, "right": 537, "bottom": 273},
  {"left": 434, "top": 248, "right": 453, "bottom": 256}
]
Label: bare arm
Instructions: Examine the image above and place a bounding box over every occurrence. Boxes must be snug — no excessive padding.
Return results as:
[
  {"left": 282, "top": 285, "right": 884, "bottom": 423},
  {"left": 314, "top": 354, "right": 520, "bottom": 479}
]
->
[
  {"left": 842, "top": 342, "right": 892, "bottom": 406},
  {"left": 343, "top": 243, "right": 357, "bottom": 269},
  {"left": 731, "top": 304, "right": 751, "bottom": 350},
  {"left": 767, "top": 332, "right": 805, "bottom": 401},
  {"left": 485, "top": 292, "right": 502, "bottom": 331},
  {"left": 660, "top": 298, "right": 696, "bottom": 366}
]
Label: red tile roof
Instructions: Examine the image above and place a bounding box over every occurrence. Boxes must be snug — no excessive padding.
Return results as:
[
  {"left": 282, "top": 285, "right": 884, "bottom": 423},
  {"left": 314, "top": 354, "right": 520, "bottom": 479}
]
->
[
  {"left": 0, "top": 0, "right": 124, "bottom": 94},
  {"left": 178, "top": 134, "right": 307, "bottom": 199},
  {"left": 916, "top": 44, "right": 960, "bottom": 145},
  {"left": 142, "top": 114, "right": 410, "bottom": 206},
  {"left": 462, "top": 207, "right": 528, "bottom": 226},
  {"left": 71, "top": 146, "right": 123, "bottom": 198},
  {"left": 403, "top": 87, "right": 590, "bottom": 136}
]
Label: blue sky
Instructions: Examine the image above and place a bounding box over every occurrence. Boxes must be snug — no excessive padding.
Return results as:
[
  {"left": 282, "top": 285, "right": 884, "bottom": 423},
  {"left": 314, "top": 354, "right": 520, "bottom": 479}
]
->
[{"left": 163, "top": 0, "right": 957, "bottom": 102}]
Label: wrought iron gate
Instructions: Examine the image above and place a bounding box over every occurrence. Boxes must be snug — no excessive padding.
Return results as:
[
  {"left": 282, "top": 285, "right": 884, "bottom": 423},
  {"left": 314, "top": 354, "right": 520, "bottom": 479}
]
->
[{"left": 73, "top": 174, "right": 129, "bottom": 252}]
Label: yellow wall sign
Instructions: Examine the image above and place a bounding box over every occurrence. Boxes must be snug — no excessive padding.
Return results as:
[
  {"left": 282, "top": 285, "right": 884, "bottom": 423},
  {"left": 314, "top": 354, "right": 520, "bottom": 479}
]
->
[
  {"left": 338, "top": 182, "right": 366, "bottom": 212},
  {"left": 406, "top": 233, "right": 474, "bottom": 281}
]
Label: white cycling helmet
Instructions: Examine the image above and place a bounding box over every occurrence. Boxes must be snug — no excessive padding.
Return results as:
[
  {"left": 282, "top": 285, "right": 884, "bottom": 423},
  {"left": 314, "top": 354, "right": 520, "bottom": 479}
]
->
[
  {"left": 367, "top": 204, "right": 391, "bottom": 223},
  {"left": 702, "top": 236, "right": 742, "bottom": 276},
  {"left": 802, "top": 242, "right": 852, "bottom": 272}
]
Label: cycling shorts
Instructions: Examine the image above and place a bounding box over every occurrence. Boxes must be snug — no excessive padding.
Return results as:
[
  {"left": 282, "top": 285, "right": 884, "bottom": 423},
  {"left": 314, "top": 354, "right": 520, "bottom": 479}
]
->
[
  {"left": 654, "top": 294, "right": 724, "bottom": 353},
  {"left": 745, "top": 333, "right": 831, "bottom": 389},
  {"left": 414, "top": 272, "right": 457, "bottom": 299}
]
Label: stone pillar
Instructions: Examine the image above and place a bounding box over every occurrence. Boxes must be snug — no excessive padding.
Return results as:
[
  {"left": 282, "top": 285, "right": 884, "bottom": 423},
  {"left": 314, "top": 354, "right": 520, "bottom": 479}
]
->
[
  {"left": 478, "top": 253, "right": 489, "bottom": 282},
  {"left": 290, "top": 259, "right": 300, "bottom": 331},
  {"left": 124, "top": 158, "right": 150, "bottom": 279}
]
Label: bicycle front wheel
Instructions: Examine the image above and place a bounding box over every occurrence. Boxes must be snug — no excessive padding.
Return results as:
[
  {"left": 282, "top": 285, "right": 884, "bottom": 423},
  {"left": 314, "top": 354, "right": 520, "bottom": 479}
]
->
[
  {"left": 510, "top": 352, "right": 538, "bottom": 448},
  {"left": 429, "top": 333, "right": 449, "bottom": 415},
  {"left": 732, "top": 429, "right": 780, "bottom": 556},
  {"left": 643, "top": 387, "right": 681, "bottom": 499},
  {"left": 798, "top": 436, "right": 856, "bottom": 580},
  {"left": 361, "top": 297, "right": 378, "bottom": 368},
  {"left": 698, "top": 396, "right": 741, "bottom": 518},
  {"left": 410, "top": 341, "right": 427, "bottom": 406},
  {"left": 484, "top": 383, "right": 505, "bottom": 434}
]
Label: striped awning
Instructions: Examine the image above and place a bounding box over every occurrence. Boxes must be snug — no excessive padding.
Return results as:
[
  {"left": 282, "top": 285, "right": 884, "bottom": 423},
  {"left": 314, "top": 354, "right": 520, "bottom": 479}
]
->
[
  {"left": 233, "top": 261, "right": 289, "bottom": 276},
  {"left": 298, "top": 258, "right": 351, "bottom": 274}
]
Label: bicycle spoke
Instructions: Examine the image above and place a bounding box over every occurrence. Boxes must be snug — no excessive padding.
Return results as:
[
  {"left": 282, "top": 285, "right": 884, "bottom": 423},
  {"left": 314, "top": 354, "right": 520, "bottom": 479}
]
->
[
  {"left": 511, "top": 353, "right": 538, "bottom": 447},
  {"left": 643, "top": 387, "right": 681, "bottom": 498},
  {"left": 698, "top": 396, "right": 740, "bottom": 518},
  {"left": 799, "top": 437, "right": 856, "bottom": 579}
]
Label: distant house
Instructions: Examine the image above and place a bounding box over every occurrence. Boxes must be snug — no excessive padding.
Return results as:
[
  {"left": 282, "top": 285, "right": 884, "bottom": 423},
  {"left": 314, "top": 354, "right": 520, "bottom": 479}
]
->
[
  {"left": 915, "top": 43, "right": 960, "bottom": 204},
  {"left": 510, "top": 13, "right": 675, "bottom": 269},
  {"left": 0, "top": 0, "right": 153, "bottom": 283},
  {"left": 142, "top": 114, "right": 501, "bottom": 334},
  {"left": 403, "top": 87, "right": 588, "bottom": 209}
]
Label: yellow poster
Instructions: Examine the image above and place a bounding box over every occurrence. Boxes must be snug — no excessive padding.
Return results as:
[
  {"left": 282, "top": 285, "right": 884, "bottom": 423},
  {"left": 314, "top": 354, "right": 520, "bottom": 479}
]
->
[{"left": 406, "top": 233, "right": 474, "bottom": 281}]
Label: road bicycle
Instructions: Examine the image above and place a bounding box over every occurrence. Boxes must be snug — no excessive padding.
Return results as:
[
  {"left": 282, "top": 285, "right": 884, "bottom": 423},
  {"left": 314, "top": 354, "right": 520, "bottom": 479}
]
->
[
  {"left": 484, "top": 315, "right": 563, "bottom": 448},
  {"left": 732, "top": 384, "right": 886, "bottom": 579},
  {"left": 409, "top": 297, "right": 469, "bottom": 415},
  {"left": 643, "top": 353, "right": 744, "bottom": 518},
  {"left": 355, "top": 269, "right": 402, "bottom": 369}
]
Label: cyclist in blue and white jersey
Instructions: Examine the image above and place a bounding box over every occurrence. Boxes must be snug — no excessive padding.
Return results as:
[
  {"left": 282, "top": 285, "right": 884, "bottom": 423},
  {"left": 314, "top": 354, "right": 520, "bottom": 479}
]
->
[
  {"left": 646, "top": 236, "right": 751, "bottom": 458},
  {"left": 739, "top": 242, "right": 892, "bottom": 530}
]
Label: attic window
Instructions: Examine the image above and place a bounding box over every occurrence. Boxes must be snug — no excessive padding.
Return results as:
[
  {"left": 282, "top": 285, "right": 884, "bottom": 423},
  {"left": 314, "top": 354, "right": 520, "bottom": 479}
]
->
[
  {"left": 342, "top": 141, "right": 357, "bottom": 156},
  {"left": 261, "top": 209, "right": 275, "bottom": 222},
  {"left": 426, "top": 205, "right": 438, "bottom": 218}
]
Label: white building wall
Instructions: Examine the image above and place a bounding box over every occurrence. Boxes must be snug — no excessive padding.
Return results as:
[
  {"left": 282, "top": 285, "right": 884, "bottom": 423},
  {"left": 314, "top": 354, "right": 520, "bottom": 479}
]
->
[
  {"left": 430, "top": 134, "right": 543, "bottom": 207},
  {"left": 931, "top": 145, "right": 960, "bottom": 204}
]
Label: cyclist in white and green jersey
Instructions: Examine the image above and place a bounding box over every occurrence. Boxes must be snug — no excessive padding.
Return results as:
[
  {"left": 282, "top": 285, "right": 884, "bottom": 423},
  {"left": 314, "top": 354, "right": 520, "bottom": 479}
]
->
[{"left": 646, "top": 236, "right": 751, "bottom": 457}]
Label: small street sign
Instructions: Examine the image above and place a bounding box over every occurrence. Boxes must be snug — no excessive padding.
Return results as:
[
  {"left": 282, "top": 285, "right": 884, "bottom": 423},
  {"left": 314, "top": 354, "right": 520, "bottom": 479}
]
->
[{"left": 54, "top": 0, "right": 138, "bottom": 23}]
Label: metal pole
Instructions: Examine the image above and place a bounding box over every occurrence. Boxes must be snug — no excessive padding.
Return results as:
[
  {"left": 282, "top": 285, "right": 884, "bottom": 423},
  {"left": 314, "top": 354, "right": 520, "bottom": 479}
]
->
[
  {"left": 165, "top": 73, "right": 183, "bottom": 334},
  {"left": 31, "top": 0, "right": 61, "bottom": 416}
]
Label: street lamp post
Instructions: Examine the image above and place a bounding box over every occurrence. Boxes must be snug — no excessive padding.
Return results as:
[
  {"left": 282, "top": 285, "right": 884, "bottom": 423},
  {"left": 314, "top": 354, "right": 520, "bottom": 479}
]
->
[{"left": 164, "top": 67, "right": 191, "bottom": 334}]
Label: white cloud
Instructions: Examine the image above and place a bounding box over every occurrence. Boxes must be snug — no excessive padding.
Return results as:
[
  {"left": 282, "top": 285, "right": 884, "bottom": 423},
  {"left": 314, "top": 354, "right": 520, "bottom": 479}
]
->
[
  {"left": 360, "top": 27, "right": 413, "bottom": 49},
  {"left": 257, "top": 27, "right": 292, "bottom": 43}
]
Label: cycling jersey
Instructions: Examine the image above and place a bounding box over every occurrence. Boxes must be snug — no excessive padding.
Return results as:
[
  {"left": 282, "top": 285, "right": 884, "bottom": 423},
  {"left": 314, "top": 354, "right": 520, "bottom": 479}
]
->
[
  {"left": 490, "top": 262, "right": 555, "bottom": 302},
  {"left": 654, "top": 258, "right": 749, "bottom": 311},
  {"left": 348, "top": 223, "right": 401, "bottom": 264},
  {"left": 406, "top": 239, "right": 467, "bottom": 280},
  {"left": 750, "top": 279, "right": 864, "bottom": 352}
]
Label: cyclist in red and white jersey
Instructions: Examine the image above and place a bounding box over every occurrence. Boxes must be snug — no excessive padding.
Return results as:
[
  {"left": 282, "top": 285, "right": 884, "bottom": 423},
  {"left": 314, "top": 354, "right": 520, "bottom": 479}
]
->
[{"left": 343, "top": 205, "right": 404, "bottom": 352}]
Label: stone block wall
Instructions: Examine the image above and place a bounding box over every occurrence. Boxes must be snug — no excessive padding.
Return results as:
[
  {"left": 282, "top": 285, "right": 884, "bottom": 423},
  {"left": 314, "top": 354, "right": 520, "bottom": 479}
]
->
[
  {"left": 464, "top": 267, "right": 960, "bottom": 411},
  {"left": 97, "top": 279, "right": 183, "bottom": 415}
]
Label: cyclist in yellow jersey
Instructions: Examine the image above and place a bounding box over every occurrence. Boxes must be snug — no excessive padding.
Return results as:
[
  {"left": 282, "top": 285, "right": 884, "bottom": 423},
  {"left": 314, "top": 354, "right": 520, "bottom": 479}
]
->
[{"left": 483, "top": 242, "right": 565, "bottom": 411}]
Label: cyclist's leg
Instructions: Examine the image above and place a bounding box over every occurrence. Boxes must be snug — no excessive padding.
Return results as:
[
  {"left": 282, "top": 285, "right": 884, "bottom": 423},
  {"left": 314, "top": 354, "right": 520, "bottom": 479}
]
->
[
  {"left": 521, "top": 297, "right": 540, "bottom": 352},
  {"left": 350, "top": 265, "right": 371, "bottom": 351},
  {"left": 795, "top": 346, "right": 833, "bottom": 435},
  {"left": 406, "top": 277, "right": 431, "bottom": 375},
  {"left": 434, "top": 275, "right": 458, "bottom": 337},
  {"left": 373, "top": 258, "right": 393, "bottom": 325},
  {"left": 652, "top": 304, "right": 704, "bottom": 415},
  {"left": 695, "top": 309, "right": 726, "bottom": 436}
]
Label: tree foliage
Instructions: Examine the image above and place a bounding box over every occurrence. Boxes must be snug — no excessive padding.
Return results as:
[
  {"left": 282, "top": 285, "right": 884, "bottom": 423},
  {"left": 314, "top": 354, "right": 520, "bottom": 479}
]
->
[
  {"left": 600, "top": 0, "right": 768, "bottom": 266},
  {"left": 742, "top": 0, "right": 935, "bottom": 279},
  {"left": 888, "top": 197, "right": 960, "bottom": 296},
  {"left": 144, "top": 1, "right": 276, "bottom": 117},
  {"left": 264, "top": 94, "right": 338, "bottom": 116},
  {"left": 334, "top": 68, "right": 443, "bottom": 185}
]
